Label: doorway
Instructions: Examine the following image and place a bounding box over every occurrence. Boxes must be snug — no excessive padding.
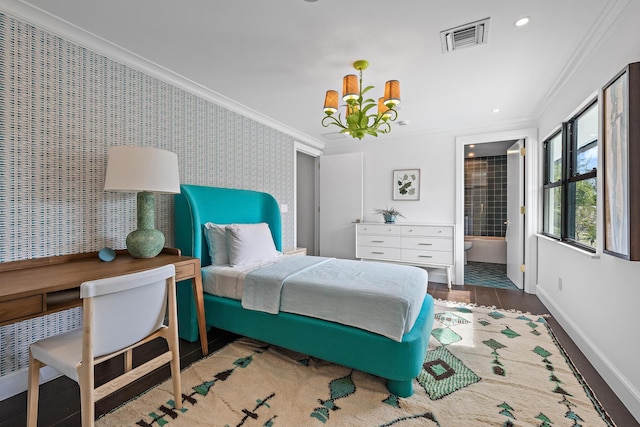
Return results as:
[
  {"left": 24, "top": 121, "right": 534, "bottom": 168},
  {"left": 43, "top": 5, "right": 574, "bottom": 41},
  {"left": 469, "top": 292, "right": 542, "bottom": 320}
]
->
[
  {"left": 455, "top": 128, "right": 538, "bottom": 294},
  {"left": 295, "top": 142, "right": 322, "bottom": 256},
  {"left": 463, "top": 140, "right": 522, "bottom": 290}
]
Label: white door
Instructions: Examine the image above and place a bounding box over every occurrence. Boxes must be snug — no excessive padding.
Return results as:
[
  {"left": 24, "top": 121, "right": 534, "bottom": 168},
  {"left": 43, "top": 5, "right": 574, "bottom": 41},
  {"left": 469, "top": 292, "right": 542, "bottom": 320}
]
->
[
  {"left": 319, "top": 153, "right": 363, "bottom": 258},
  {"left": 506, "top": 140, "right": 524, "bottom": 289}
]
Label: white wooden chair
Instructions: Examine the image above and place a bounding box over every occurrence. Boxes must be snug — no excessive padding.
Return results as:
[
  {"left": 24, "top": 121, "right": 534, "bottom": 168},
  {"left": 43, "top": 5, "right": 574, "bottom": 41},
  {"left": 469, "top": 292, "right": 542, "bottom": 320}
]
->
[{"left": 26, "top": 264, "right": 182, "bottom": 427}]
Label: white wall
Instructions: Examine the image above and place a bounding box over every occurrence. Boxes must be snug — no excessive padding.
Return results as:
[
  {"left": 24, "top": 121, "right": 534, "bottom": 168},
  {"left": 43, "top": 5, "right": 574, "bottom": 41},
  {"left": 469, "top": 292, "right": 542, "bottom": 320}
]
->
[
  {"left": 537, "top": 239, "right": 640, "bottom": 419},
  {"left": 326, "top": 134, "right": 456, "bottom": 225},
  {"left": 535, "top": 1, "right": 640, "bottom": 420}
]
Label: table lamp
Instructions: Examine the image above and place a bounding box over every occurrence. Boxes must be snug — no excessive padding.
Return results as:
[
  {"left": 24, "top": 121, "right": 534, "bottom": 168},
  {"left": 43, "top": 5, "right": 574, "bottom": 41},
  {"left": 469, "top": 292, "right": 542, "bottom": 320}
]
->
[{"left": 104, "top": 146, "right": 180, "bottom": 258}]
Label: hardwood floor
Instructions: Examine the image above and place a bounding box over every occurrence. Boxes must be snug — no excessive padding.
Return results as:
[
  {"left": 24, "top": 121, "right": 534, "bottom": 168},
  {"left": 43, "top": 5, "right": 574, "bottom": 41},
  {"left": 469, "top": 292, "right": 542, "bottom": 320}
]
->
[{"left": 0, "top": 283, "right": 636, "bottom": 426}]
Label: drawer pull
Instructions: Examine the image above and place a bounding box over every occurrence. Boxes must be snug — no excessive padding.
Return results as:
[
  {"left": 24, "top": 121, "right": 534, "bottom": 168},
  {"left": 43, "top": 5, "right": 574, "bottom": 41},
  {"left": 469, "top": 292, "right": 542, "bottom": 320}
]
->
[
  {"left": 418, "top": 243, "right": 433, "bottom": 246},
  {"left": 371, "top": 240, "right": 385, "bottom": 243},
  {"left": 372, "top": 251, "right": 385, "bottom": 255},
  {"left": 418, "top": 255, "right": 433, "bottom": 258}
]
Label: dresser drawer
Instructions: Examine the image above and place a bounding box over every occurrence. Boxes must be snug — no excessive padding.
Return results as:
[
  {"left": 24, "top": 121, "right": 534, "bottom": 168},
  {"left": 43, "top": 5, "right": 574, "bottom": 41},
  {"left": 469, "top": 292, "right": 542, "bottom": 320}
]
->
[
  {"left": 357, "top": 246, "right": 402, "bottom": 260},
  {"left": 402, "top": 237, "right": 452, "bottom": 251},
  {"left": 401, "top": 225, "right": 453, "bottom": 238},
  {"left": 402, "top": 249, "right": 453, "bottom": 265},
  {"left": 0, "top": 295, "right": 43, "bottom": 323},
  {"left": 356, "top": 224, "right": 399, "bottom": 235},
  {"left": 357, "top": 235, "right": 401, "bottom": 248}
]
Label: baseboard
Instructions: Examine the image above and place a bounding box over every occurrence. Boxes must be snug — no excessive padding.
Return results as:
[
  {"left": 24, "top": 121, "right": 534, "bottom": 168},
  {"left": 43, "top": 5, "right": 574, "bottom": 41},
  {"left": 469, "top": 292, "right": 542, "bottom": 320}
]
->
[
  {"left": 537, "top": 286, "right": 640, "bottom": 423},
  {"left": 0, "top": 366, "right": 61, "bottom": 402}
]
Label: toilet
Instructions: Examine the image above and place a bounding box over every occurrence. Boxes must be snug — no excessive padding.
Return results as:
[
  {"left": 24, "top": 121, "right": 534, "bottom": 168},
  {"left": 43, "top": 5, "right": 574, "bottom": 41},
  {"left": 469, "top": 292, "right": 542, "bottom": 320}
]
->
[{"left": 464, "top": 239, "right": 473, "bottom": 265}]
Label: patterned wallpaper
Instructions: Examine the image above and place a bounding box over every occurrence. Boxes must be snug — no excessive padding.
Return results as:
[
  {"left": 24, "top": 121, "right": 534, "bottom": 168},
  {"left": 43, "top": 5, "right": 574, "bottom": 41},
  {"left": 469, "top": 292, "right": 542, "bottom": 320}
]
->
[{"left": 0, "top": 13, "right": 295, "bottom": 378}]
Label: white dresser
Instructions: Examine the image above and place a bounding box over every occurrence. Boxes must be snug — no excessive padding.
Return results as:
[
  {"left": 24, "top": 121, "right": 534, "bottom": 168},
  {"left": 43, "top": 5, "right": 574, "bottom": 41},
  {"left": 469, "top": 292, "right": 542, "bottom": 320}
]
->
[{"left": 355, "top": 223, "right": 454, "bottom": 288}]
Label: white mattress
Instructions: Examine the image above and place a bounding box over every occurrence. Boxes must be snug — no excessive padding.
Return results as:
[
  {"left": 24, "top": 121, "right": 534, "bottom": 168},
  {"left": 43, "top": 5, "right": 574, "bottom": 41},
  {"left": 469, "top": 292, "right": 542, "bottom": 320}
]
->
[{"left": 201, "top": 256, "right": 428, "bottom": 342}]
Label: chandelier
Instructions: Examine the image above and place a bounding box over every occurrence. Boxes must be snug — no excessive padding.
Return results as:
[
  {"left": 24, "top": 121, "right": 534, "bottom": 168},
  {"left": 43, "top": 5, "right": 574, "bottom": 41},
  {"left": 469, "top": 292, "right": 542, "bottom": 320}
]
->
[{"left": 322, "top": 60, "right": 400, "bottom": 140}]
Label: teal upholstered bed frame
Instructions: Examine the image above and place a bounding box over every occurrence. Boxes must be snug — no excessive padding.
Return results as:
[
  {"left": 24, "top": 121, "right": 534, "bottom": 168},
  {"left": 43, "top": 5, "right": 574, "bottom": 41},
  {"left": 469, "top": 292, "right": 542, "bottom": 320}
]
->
[{"left": 174, "top": 184, "right": 434, "bottom": 397}]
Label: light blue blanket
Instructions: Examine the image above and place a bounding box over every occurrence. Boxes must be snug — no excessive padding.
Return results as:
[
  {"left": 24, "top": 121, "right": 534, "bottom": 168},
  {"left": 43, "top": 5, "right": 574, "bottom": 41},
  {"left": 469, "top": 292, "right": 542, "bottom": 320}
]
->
[
  {"left": 242, "top": 256, "right": 333, "bottom": 313},
  {"left": 242, "top": 256, "right": 428, "bottom": 341}
]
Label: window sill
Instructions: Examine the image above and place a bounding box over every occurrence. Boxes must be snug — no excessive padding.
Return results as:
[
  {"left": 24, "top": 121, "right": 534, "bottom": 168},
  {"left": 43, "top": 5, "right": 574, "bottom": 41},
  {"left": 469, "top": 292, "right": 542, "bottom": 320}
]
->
[{"left": 536, "top": 234, "right": 600, "bottom": 259}]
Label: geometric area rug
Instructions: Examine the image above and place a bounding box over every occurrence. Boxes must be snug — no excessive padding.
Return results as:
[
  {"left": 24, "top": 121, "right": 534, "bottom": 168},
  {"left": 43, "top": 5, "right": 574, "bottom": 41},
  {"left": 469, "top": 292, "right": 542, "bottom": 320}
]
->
[{"left": 96, "top": 301, "right": 616, "bottom": 426}]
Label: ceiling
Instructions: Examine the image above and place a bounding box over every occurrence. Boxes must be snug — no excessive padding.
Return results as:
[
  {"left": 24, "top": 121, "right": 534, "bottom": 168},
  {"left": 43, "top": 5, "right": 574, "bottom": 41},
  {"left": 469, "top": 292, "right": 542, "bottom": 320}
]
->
[{"left": 18, "top": 0, "right": 622, "bottom": 147}]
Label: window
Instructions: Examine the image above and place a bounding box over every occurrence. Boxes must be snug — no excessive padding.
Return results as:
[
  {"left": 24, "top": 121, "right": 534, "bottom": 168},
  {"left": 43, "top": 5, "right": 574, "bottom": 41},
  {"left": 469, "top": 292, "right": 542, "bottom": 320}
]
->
[
  {"left": 542, "top": 100, "right": 598, "bottom": 251},
  {"left": 543, "top": 131, "right": 563, "bottom": 238}
]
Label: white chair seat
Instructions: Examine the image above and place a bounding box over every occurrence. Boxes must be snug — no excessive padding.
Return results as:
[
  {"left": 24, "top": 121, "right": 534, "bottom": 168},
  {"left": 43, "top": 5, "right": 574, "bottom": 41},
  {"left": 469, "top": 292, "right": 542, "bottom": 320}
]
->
[{"left": 30, "top": 328, "right": 83, "bottom": 382}]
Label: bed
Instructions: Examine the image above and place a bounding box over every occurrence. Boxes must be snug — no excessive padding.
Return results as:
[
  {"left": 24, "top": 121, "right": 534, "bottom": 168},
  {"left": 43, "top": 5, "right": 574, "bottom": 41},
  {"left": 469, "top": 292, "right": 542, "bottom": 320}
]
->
[{"left": 174, "top": 184, "right": 434, "bottom": 397}]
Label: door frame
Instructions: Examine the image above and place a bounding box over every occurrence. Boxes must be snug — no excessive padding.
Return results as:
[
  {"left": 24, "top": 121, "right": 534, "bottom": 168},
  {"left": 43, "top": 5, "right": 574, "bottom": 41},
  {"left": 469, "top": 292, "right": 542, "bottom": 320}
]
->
[
  {"left": 294, "top": 141, "right": 322, "bottom": 255},
  {"left": 455, "top": 128, "right": 539, "bottom": 294}
]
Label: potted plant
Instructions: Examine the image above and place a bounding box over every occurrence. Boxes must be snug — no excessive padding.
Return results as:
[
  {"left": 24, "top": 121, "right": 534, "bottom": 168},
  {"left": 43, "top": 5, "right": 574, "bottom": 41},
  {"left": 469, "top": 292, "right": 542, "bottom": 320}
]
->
[{"left": 374, "top": 207, "right": 405, "bottom": 224}]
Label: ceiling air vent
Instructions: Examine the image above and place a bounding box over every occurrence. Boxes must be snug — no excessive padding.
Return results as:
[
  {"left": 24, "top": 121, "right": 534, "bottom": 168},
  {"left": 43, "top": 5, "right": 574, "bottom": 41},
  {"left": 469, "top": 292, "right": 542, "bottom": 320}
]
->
[{"left": 440, "top": 17, "right": 490, "bottom": 53}]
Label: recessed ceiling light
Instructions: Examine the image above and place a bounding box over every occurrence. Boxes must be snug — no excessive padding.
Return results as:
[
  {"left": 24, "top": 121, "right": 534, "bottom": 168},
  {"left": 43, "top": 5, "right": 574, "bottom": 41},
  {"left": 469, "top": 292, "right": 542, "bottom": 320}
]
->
[
  {"left": 468, "top": 152, "right": 475, "bottom": 157},
  {"left": 514, "top": 17, "right": 530, "bottom": 27},
  {"left": 492, "top": 108, "right": 500, "bottom": 113},
  {"left": 469, "top": 144, "right": 475, "bottom": 148}
]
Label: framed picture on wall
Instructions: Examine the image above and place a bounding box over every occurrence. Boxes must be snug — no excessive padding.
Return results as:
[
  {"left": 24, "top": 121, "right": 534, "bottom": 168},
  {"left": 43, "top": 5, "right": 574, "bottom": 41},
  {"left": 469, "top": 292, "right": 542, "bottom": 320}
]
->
[
  {"left": 392, "top": 169, "right": 420, "bottom": 200},
  {"left": 602, "top": 62, "right": 640, "bottom": 260}
]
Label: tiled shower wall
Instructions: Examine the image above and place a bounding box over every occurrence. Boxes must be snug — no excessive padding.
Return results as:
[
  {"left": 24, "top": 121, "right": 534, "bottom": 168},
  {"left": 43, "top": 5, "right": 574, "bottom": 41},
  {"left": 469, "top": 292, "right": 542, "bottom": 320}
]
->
[
  {"left": 463, "top": 155, "right": 507, "bottom": 237},
  {"left": 0, "top": 13, "right": 295, "bottom": 378}
]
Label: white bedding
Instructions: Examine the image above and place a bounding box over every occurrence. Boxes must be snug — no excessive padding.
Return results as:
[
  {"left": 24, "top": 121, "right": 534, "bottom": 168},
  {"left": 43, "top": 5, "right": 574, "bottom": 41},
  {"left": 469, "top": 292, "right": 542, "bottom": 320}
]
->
[
  {"left": 201, "top": 257, "right": 284, "bottom": 300},
  {"left": 202, "top": 256, "right": 428, "bottom": 342}
]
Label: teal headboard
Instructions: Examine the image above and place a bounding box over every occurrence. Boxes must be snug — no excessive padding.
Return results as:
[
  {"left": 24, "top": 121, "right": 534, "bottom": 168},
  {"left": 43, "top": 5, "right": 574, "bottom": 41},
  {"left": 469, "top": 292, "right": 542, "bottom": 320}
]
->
[{"left": 174, "top": 184, "right": 283, "bottom": 267}]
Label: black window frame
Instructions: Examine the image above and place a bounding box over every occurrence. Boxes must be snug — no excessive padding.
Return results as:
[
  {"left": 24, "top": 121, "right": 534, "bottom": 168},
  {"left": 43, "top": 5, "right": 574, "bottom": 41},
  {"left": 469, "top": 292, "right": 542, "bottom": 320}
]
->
[{"left": 542, "top": 99, "right": 598, "bottom": 252}]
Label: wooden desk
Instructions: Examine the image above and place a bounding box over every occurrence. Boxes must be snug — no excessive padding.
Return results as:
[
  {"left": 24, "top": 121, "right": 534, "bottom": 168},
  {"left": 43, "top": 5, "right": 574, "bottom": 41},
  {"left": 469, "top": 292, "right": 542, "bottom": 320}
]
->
[{"left": 0, "top": 248, "right": 209, "bottom": 356}]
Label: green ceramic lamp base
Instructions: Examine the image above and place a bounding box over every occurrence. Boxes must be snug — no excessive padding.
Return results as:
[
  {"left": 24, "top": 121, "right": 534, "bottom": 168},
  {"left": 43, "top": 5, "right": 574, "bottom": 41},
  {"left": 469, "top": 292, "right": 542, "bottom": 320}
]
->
[
  {"left": 126, "top": 228, "right": 165, "bottom": 258},
  {"left": 126, "top": 191, "right": 165, "bottom": 258}
]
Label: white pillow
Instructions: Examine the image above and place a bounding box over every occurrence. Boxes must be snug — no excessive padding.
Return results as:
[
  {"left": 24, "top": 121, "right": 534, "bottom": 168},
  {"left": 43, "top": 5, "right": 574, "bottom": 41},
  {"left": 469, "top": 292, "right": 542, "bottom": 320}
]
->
[
  {"left": 203, "top": 222, "right": 230, "bottom": 265},
  {"left": 226, "top": 223, "right": 280, "bottom": 267}
]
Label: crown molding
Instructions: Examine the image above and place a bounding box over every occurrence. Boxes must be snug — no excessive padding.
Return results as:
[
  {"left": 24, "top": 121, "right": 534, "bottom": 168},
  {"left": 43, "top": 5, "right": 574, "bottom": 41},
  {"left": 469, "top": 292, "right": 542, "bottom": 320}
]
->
[
  {"left": 533, "top": 0, "right": 634, "bottom": 120},
  {"left": 1, "top": 0, "right": 325, "bottom": 152}
]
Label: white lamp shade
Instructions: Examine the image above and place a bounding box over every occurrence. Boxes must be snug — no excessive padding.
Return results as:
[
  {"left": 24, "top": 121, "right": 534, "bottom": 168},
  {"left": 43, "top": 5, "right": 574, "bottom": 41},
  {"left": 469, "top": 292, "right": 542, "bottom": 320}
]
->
[{"left": 104, "top": 146, "right": 180, "bottom": 194}]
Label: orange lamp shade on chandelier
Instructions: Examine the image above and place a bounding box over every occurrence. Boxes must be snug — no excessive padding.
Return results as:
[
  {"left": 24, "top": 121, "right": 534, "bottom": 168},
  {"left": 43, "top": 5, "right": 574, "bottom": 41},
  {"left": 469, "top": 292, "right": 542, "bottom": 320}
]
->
[
  {"left": 342, "top": 74, "right": 359, "bottom": 101},
  {"left": 323, "top": 90, "right": 339, "bottom": 115},
  {"left": 322, "top": 60, "right": 400, "bottom": 140},
  {"left": 384, "top": 80, "right": 401, "bottom": 107}
]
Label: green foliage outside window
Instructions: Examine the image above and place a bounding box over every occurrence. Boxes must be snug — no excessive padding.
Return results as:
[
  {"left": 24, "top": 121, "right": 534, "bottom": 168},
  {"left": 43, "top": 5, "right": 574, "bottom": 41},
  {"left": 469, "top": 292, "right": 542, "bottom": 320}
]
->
[{"left": 574, "top": 178, "right": 597, "bottom": 247}]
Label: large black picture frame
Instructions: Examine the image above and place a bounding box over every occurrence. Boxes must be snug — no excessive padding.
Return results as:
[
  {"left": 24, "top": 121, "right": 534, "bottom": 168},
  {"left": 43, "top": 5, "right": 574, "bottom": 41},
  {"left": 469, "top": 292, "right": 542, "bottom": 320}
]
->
[{"left": 602, "top": 62, "right": 640, "bottom": 260}]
